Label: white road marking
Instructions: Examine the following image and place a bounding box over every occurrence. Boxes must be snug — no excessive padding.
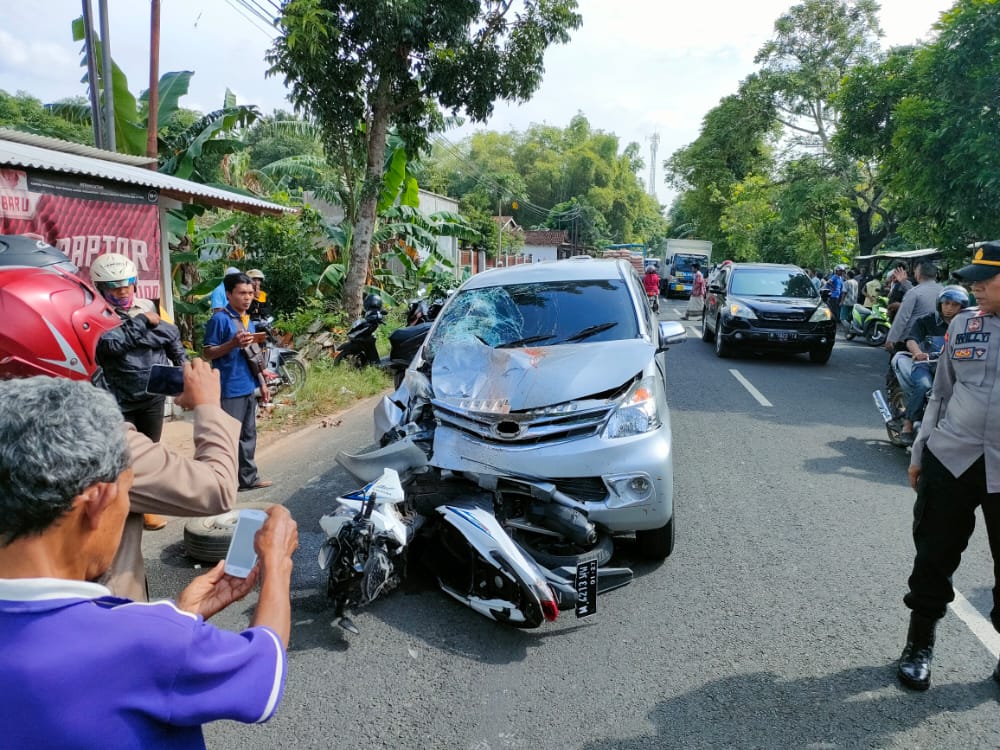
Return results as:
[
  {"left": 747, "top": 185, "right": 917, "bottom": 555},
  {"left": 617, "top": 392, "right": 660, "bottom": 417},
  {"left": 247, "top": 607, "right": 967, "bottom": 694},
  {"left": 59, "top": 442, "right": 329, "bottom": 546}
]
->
[
  {"left": 729, "top": 369, "right": 773, "bottom": 407},
  {"left": 687, "top": 325, "right": 700, "bottom": 337},
  {"left": 950, "top": 589, "right": 1000, "bottom": 659}
]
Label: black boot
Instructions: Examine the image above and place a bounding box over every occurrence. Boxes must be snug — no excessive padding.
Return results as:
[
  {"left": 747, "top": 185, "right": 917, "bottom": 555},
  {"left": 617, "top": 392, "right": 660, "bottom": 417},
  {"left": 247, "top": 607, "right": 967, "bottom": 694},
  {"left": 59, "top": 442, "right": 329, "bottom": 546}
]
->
[{"left": 897, "top": 613, "right": 937, "bottom": 690}]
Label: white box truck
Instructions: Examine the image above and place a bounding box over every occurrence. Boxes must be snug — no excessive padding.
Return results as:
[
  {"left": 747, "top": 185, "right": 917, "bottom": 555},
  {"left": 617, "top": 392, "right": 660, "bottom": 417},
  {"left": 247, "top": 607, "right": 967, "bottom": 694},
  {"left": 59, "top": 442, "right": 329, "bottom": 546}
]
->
[{"left": 662, "top": 239, "right": 713, "bottom": 298}]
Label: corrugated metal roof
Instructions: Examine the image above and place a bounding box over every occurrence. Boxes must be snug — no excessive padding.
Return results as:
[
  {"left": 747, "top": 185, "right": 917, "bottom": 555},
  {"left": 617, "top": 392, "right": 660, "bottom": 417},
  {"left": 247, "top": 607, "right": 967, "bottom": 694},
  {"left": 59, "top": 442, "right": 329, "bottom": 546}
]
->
[
  {"left": 0, "top": 134, "right": 295, "bottom": 216},
  {"left": 0, "top": 128, "right": 157, "bottom": 166}
]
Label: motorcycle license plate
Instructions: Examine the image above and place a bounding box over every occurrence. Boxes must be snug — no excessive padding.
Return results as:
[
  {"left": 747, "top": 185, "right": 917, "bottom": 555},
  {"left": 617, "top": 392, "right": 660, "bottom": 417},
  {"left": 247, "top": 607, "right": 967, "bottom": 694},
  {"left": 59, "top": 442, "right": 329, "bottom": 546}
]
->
[
  {"left": 769, "top": 331, "right": 796, "bottom": 341},
  {"left": 575, "top": 559, "right": 598, "bottom": 618}
]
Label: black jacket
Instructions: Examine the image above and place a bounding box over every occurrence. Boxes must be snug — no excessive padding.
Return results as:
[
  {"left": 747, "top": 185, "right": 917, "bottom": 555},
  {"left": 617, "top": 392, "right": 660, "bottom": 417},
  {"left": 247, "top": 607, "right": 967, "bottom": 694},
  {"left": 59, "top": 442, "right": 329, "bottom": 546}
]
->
[{"left": 97, "top": 309, "right": 188, "bottom": 406}]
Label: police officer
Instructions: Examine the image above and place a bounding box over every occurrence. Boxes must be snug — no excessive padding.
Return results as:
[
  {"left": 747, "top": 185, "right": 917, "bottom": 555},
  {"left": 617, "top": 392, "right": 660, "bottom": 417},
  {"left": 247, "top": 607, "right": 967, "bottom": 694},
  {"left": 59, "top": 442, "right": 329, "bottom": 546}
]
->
[{"left": 897, "top": 240, "right": 1000, "bottom": 690}]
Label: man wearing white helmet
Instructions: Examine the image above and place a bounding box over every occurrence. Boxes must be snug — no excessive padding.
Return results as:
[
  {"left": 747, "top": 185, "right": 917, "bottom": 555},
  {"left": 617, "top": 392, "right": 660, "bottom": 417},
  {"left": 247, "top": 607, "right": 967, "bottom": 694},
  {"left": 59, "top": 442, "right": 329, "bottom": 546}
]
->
[{"left": 92, "top": 253, "right": 188, "bottom": 531}]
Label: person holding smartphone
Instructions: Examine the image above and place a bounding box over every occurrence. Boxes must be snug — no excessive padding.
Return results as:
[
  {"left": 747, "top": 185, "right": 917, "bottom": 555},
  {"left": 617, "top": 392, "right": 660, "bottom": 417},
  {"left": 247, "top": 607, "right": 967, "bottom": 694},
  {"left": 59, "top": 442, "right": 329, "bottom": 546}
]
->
[
  {"left": 0, "top": 376, "right": 298, "bottom": 748},
  {"left": 203, "top": 272, "right": 272, "bottom": 491},
  {"left": 92, "top": 253, "right": 188, "bottom": 531}
]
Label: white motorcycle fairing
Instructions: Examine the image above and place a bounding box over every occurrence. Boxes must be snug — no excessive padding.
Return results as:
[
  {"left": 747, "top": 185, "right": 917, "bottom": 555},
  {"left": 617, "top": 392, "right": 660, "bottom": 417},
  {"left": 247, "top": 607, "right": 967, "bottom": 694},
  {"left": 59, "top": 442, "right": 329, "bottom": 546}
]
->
[
  {"left": 318, "top": 469, "right": 408, "bottom": 571},
  {"left": 436, "top": 501, "right": 558, "bottom": 626}
]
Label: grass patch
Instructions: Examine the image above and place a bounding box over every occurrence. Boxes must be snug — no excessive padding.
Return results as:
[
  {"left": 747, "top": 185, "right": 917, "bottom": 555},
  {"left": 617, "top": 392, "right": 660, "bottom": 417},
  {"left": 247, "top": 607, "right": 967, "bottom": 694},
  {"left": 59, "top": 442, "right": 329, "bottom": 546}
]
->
[{"left": 258, "top": 357, "right": 392, "bottom": 432}]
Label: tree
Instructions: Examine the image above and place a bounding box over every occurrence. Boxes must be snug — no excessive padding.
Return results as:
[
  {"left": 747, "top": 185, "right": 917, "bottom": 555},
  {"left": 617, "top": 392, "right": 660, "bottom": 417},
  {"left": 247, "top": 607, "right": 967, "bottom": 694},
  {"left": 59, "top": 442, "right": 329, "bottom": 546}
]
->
[
  {"left": 880, "top": 0, "right": 1000, "bottom": 248},
  {"left": 0, "top": 91, "right": 93, "bottom": 144},
  {"left": 267, "top": 0, "right": 582, "bottom": 316}
]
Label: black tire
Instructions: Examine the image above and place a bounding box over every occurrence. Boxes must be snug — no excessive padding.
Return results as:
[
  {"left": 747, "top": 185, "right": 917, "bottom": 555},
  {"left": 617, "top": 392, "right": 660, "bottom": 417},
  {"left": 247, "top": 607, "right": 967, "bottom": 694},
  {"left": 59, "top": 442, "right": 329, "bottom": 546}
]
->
[
  {"left": 277, "top": 358, "right": 307, "bottom": 396},
  {"left": 636, "top": 516, "right": 674, "bottom": 560},
  {"left": 333, "top": 349, "right": 365, "bottom": 368},
  {"left": 809, "top": 346, "right": 833, "bottom": 364},
  {"left": 701, "top": 312, "right": 715, "bottom": 342},
  {"left": 714, "top": 318, "right": 732, "bottom": 358},
  {"left": 183, "top": 502, "right": 273, "bottom": 563},
  {"left": 864, "top": 321, "right": 887, "bottom": 347},
  {"left": 509, "top": 528, "right": 614, "bottom": 569},
  {"left": 885, "top": 384, "right": 908, "bottom": 447}
]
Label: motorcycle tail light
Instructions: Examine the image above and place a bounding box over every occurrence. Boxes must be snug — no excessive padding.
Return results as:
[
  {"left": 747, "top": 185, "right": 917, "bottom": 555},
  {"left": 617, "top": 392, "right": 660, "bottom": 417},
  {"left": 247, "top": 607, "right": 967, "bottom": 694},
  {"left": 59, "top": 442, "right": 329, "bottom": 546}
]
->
[{"left": 541, "top": 597, "right": 559, "bottom": 622}]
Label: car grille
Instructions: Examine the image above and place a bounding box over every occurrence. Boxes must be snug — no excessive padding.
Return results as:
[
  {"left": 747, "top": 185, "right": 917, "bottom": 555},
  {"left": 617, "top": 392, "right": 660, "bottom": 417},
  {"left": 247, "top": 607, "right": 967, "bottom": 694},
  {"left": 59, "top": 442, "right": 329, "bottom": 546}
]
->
[
  {"left": 757, "top": 310, "right": 809, "bottom": 322},
  {"left": 432, "top": 399, "right": 614, "bottom": 446}
]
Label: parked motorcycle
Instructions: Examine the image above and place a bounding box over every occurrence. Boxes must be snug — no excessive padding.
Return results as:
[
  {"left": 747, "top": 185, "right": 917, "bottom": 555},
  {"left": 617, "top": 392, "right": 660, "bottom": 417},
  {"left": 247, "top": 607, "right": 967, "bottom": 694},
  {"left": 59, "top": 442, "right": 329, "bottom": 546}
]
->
[
  {"left": 382, "top": 295, "right": 447, "bottom": 388},
  {"left": 333, "top": 295, "right": 387, "bottom": 368},
  {"left": 256, "top": 316, "right": 307, "bottom": 398},
  {"left": 845, "top": 296, "right": 890, "bottom": 346},
  {"left": 319, "top": 453, "right": 633, "bottom": 635}
]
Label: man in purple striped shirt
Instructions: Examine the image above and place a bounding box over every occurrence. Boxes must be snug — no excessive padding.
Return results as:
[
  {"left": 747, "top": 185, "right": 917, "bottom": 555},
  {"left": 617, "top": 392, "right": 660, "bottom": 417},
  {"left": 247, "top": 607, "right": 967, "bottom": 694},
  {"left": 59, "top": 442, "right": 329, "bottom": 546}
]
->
[{"left": 0, "top": 377, "right": 298, "bottom": 749}]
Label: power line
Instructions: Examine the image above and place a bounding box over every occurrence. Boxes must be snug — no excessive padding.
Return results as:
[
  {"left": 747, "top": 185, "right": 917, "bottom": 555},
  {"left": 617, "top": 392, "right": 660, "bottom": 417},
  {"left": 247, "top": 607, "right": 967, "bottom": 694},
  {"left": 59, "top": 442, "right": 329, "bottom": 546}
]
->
[{"left": 223, "top": 0, "right": 275, "bottom": 37}]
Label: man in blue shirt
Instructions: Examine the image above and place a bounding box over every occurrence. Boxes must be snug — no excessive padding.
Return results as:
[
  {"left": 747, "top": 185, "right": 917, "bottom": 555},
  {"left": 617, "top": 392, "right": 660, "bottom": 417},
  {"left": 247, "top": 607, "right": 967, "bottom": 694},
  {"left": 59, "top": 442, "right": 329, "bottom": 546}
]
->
[
  {"left": 203, "top": 273, "right": 272, "bottom": 491},
  {"left": 826, "top": 266, "right": 845, "bottom": 327},
  {"left": 0, "top": 376, "right": 298, "bottom": 749}
]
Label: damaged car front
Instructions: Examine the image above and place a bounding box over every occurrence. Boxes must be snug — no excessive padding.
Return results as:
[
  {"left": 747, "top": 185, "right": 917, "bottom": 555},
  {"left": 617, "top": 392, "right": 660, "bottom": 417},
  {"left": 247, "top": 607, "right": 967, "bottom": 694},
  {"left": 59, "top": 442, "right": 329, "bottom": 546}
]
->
[{"left": 378, "top": 259, "right": 684, "bottom": 560}]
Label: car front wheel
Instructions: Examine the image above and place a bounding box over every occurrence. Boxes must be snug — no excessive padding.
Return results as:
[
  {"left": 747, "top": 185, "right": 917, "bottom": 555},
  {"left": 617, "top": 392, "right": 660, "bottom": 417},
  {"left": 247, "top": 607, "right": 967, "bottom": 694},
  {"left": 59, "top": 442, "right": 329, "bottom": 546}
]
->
[
  {"left": 636, "top": 516, "right": 674, "bottom": 560},
  {"left": 809, "top": 346, "right": 833, "bottom": 364},
  {"left": 701, "top": 311, "right": 715, "bottom": 342},
  {"left": 713, "top": 318, "right": 732, "bottom": 358}
]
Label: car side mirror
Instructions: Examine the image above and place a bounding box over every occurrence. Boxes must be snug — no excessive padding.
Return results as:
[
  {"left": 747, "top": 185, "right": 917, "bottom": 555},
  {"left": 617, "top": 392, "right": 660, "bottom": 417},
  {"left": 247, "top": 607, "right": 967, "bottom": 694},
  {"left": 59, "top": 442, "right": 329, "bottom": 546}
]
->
[
  {"left": 708, "top": 283, "right": 722, "bottom": 294},
  {"left": 820, "top": 288, "right": 831, "bottom": 302},
  {"left": 657, "top": 320, "right": 686, "bottom": 352}
]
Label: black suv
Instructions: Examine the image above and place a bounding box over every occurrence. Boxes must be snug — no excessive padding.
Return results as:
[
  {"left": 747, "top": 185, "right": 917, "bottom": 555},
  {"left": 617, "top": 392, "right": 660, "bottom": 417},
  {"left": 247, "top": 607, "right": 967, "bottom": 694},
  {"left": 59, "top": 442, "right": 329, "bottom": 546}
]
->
[{"left": 701, "top": 263, "right": 836, "bottom": 363}]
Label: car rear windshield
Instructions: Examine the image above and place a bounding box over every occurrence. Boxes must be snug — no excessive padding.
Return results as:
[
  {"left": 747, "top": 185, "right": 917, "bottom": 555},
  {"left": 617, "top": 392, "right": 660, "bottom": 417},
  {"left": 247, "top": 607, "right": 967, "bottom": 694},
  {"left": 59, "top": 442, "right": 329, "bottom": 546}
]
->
[
  {"left": 730, "top": 269, "right": 817, "bottom": 299},
  {"left": 426, "top": 279, "right": 640, "bottom": 355}
]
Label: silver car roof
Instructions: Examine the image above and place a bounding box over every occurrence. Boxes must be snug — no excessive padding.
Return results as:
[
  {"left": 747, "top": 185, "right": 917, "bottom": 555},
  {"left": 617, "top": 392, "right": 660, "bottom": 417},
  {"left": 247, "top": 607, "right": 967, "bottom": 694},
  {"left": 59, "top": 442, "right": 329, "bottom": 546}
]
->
[{"left": 458, "top": 258, "right": 632, "bottom": 290}]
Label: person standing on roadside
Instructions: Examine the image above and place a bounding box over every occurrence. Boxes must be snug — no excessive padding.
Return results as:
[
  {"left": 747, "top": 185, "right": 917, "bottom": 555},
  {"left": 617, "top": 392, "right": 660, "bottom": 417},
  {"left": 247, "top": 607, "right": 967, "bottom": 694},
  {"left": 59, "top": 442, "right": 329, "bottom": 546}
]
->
[
  {"left": 203, "top": 273, "right": 272, "bottom": 492},
  {"left": 91, "top": 253, "right": 187, "bottom": 532},
  {"left": 246, "top": 269, "right": 273, "bottom": 324},
  {"left": 826, "top": 266, "right": 844, "bottom": 324},
  {"left": 682, "top": 262, "right": 706, "bottom": 320},
  {"left": 885, "top": 260, "right": 942, "bottom": 354},
  {"left": 210, "top": 266, "right": 242, "bottom": 312},
  {"left": 896, "top": 241, "right": 1000, "bottom": 691},
  {"left": 841, "top": 269, "right": 859, "bottom": 328}
]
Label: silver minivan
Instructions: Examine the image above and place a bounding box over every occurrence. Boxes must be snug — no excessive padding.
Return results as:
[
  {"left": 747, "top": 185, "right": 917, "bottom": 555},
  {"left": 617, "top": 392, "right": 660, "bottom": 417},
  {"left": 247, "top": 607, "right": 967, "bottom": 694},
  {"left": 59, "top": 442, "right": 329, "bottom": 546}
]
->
[{"left": 375, "top": 258, "right": 685, "bottom": 559}]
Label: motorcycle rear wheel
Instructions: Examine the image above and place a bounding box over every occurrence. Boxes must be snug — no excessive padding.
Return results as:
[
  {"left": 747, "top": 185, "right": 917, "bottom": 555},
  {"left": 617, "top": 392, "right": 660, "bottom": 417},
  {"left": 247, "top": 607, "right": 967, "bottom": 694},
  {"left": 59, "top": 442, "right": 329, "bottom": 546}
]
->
[
  {"left": 885, "top": 384, "right": 909, "bottom": 447},
  {"left": 865, "top": 320, "right": 888, "bottom": 347}
]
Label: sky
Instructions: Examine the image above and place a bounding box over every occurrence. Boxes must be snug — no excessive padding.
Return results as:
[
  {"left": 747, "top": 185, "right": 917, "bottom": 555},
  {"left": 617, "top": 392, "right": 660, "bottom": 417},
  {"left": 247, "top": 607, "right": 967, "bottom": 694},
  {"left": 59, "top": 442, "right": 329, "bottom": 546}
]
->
[{"left": 0, "top": 0, "right": 956, "bottom": 203}]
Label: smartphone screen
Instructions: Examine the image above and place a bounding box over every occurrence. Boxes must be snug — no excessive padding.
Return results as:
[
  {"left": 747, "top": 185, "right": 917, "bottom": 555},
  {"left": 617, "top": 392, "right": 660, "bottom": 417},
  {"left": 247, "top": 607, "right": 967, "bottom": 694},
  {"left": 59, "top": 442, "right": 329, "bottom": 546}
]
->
[
  {"left": 145, "top": 364, "right": 185, "bottom": 396},
  {"left": 224, "top": 510, "right": 267, "bottom": 578}
]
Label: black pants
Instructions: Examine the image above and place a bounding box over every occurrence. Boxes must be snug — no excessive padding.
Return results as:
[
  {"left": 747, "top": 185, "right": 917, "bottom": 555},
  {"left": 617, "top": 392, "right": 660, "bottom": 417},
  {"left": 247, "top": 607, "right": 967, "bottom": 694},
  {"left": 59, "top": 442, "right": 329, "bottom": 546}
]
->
[
  {"left": 221, "top": 393, "right": 260, "bottom": 489},
  {"left": 827, "top": 296, "right": 841, "bottom": 322},
  {"left": 905, "top": 448, "right": 1000, "bottom": 629},
  {"left": 122, "top": 396, "right": 166, "bottom": 443}
]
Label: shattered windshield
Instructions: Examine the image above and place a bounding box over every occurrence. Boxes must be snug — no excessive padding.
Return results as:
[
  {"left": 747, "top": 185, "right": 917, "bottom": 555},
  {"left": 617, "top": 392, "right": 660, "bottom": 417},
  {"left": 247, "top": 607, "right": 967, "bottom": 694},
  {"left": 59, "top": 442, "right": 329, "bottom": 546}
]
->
[{"left": 425, "top": 279, "right": 640, "bottom": 358}]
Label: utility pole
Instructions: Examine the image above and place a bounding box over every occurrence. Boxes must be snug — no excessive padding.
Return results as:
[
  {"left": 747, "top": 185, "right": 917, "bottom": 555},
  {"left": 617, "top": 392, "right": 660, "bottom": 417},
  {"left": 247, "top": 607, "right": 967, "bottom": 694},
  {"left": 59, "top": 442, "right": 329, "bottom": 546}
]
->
[
  {"left": 81, "top": 0, "right": 104, "bottom": 148},
  {"left": 146, "top": 0, "right": 160, "bottom": 161},
  {"left": 98, "top": 0, "right": 116, "bottom": 151},
  {"left": 647, "top": 133, "right": 660, "bottom": 199},
  {"left": 497, "top": 196, "right": 502, "bottom": 266}
]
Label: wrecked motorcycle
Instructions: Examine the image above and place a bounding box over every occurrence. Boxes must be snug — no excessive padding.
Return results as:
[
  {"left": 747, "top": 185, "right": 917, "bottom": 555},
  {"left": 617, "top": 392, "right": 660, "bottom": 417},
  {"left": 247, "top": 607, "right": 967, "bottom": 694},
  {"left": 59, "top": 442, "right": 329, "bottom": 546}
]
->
[{"left": 319, "top": 456, "right": 633, "bottom": 634}]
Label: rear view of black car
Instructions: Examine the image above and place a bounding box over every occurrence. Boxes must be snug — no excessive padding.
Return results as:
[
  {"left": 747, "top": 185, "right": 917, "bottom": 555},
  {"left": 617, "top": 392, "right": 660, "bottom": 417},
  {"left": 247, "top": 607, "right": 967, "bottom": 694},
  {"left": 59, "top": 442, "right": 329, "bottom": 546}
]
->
[{"left": 701, "top": 263, "right": 836, "bottom": 363}]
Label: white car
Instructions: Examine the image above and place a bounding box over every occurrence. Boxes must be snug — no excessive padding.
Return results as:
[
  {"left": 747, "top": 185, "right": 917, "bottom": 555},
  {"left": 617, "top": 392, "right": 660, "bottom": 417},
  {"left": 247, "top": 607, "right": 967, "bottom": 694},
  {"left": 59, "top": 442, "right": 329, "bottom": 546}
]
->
[{"left": 375, "top": 258, "right": 685, "bottom": 560}]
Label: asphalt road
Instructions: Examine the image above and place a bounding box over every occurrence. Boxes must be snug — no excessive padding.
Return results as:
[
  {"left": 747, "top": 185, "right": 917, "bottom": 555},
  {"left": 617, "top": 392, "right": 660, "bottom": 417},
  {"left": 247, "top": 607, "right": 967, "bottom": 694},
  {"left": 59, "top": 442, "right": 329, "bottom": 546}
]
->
[{"left": 142, "top": 297, "right": 1000, "bottom": 749}]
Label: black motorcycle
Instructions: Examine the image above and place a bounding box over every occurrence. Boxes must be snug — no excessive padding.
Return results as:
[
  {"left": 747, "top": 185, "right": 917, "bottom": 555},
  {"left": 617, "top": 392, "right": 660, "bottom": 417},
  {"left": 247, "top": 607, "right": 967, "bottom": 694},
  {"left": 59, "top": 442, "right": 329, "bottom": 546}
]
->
[
  {"left": 382, "top": 295, "right": 446, "bottom": 388},
  {"left": 255, "top": 317, "right": 307, "bottom": 398},
  {"left": 333, "top": 296, "right": 387, "bottom": 368}
]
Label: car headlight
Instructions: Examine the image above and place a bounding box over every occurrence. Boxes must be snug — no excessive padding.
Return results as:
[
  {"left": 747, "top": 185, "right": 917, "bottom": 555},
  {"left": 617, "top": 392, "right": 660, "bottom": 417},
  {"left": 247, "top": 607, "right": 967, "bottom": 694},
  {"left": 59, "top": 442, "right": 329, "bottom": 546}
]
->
[
  {"left": 809, "top": 305, "right": 832, "bottom": 322},
  {"left": 604, "top": 375, "right": 662, "bottom": 438},
  {"left": 727, "top": 301, "right": 758, "bottom": 320}
]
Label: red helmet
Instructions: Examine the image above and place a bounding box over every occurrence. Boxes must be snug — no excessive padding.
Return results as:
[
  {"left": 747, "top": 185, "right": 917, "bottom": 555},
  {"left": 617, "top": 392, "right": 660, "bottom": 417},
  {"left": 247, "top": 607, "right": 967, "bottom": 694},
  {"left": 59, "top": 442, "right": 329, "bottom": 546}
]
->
[{"left": 0, "top": 265, "right": 121, "bottom": 381}]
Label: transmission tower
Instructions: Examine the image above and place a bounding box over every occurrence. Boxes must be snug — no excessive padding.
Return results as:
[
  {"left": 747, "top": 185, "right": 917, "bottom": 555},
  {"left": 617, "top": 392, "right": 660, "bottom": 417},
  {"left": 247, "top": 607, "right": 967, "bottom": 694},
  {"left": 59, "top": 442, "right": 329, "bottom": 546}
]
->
[{"left": 647, "top": 133, "right": 660, "bottom": 199}]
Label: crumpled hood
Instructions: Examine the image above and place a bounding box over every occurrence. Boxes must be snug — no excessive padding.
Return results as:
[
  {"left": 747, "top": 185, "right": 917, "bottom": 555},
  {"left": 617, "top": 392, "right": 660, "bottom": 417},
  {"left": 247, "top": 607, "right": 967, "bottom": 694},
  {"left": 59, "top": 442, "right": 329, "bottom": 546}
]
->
[{"left": 430, "top": 338, "right": 655, "bottom": 411}]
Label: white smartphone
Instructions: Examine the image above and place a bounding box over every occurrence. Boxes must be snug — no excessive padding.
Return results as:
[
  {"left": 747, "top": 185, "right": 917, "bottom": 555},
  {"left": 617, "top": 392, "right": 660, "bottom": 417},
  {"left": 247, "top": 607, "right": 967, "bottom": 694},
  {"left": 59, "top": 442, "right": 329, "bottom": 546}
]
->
[{"left": 223, "top": 509, "right": 268, "bottom": 578}]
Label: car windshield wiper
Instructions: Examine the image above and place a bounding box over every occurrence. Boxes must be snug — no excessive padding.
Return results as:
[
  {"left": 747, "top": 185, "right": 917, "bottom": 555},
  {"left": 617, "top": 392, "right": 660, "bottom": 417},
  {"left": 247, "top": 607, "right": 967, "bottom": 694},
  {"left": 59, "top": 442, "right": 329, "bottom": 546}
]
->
[
  {"left": 561, "top": 321, "right": 618, "bottom": 343},
  {"left": 495, "top": 334, "right": 555, "bottom": 348}
]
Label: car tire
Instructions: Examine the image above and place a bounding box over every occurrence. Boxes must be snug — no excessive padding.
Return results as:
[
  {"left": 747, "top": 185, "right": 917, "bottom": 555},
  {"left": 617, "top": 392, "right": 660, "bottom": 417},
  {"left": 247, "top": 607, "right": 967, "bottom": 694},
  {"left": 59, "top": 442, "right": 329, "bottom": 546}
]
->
[
  {"left": 636, "top": 516, "right": 674, "bottom": 560},
  {"left": 713, "top": 318, "right": 732, "bottom": 358},
  {"left": 809, "top": 346, "right": 833, "bottom": 364},
  {"left": 183, "top": 502, "right": 274, "bottom": 563},
  {"left": 509, "top": 528, "right": 614, "bottom": 569},
  {"left": 701, "top": 312, "right": 715, "bottom": 342}
]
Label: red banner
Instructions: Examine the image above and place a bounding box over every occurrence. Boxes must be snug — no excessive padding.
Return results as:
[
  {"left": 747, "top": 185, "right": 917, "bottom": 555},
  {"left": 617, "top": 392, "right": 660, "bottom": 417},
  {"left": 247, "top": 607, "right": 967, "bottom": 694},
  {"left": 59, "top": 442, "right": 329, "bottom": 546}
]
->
[{"left": 0, "top": 168, "right": 161, "bottom": 299}]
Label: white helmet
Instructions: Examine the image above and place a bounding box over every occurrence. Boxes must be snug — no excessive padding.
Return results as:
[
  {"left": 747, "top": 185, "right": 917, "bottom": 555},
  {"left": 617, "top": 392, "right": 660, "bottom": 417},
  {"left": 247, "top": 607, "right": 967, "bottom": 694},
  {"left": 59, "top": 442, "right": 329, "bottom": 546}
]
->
[{"left": 90, "top": 253, "right": 137, "bottom": 288}]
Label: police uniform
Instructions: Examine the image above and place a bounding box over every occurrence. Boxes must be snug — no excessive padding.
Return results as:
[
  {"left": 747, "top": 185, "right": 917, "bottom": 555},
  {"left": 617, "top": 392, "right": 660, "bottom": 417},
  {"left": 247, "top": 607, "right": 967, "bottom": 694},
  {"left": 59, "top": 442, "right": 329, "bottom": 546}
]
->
[{"left": 897, "top": 241, "right": 1000, "bottom": 691}]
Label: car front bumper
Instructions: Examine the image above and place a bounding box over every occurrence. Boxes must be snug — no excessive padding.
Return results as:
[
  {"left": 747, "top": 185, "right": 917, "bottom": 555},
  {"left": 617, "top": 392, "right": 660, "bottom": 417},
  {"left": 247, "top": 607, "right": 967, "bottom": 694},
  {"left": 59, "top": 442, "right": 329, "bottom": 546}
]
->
[
  {"left": 718, "top": 318, "right": 836, "bottom": 352},
  {"left": 429, "top": 420, "right": 674, "bottom": 533}
]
